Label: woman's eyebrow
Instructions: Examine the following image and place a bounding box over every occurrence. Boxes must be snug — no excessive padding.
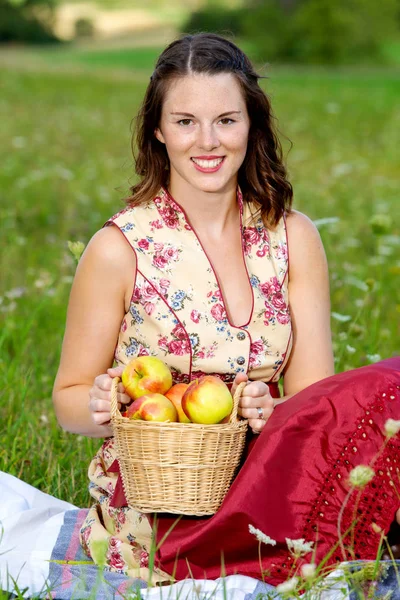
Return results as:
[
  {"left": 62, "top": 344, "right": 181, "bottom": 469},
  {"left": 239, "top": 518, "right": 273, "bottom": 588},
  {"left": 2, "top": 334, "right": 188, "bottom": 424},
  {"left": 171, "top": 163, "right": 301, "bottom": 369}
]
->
[{"left": 170, "top": 111, "right": 242, "bottom": 117}]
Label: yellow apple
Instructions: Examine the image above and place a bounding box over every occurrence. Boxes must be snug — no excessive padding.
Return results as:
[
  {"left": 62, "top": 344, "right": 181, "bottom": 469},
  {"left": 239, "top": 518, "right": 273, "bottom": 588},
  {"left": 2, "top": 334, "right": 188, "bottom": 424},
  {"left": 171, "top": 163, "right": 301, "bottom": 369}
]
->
[
  {"left": 125, "top": 393, "right": 178, "bottom": 422},
  {"left": 122, "top": 356, "right": 173, "bottom": 400},
  {"left": 165, "top": 383, "right": 191, "bottom": 423},
  {"left": 182, "top": 375, "right": 233, "bottom": 424}
]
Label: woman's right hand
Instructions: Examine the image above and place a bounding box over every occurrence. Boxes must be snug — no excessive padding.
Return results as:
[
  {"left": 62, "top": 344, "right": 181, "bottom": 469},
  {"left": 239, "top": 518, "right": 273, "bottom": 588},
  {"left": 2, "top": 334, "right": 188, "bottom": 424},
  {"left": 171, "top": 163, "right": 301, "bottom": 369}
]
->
[{"left": 88, "top": 365, "right": 131, "bottom": 427}]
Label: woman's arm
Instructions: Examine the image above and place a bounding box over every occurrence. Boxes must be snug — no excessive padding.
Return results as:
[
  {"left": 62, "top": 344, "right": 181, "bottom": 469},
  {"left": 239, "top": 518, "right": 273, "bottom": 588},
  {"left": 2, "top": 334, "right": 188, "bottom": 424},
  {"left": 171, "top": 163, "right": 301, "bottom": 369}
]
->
[
  {"left": 52, "top": 225, "right": 136, "bottom": 437},
  {"left": 282, "top": 210, "right": 334, "bottom": 396}
]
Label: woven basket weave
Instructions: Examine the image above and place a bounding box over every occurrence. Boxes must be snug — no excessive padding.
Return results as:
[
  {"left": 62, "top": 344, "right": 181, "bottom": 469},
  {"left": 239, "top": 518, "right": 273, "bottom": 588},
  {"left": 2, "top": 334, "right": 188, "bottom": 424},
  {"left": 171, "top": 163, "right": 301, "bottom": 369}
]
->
[{"left": 110, "top": 379, "right": 248, "bottom": 516}]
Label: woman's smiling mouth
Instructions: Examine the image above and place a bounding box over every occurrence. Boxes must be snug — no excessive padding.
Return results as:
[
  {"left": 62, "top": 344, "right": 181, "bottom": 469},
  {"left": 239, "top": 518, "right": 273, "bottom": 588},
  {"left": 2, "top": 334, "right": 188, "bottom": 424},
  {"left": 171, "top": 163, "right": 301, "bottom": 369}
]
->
[{"left": 191, "top": 156, "right": 225, "bottom": 172}]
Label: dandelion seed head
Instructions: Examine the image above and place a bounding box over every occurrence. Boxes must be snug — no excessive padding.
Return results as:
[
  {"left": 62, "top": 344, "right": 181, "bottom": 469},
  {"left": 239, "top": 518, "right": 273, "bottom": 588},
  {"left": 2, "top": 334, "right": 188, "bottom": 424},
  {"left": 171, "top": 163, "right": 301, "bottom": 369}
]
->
[
  {"left": 384, "top": 419, "right": 400, "bottom": 439},
  {"left": 248, "top": 524, "right": 276, "bottom": 546},
  {"left": 301, "top": 563, "right": 316, "bottom": 580},
  {"left": 276, "top": 576, "right": 299, "bottom": 594},
  {"left": 348, "top": 465, "right": 375, "bottom": 488}
]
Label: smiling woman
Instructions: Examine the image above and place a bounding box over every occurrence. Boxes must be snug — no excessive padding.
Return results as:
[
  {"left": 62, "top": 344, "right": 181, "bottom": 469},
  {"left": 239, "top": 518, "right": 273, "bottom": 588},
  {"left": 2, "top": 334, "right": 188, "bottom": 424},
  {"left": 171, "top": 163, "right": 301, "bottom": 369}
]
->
[
  {"left": 47, "top": 32, "right": 400, "bottom": 588},
  {"left": 154, "top": 73, "right": 250, "bottom": 195}
]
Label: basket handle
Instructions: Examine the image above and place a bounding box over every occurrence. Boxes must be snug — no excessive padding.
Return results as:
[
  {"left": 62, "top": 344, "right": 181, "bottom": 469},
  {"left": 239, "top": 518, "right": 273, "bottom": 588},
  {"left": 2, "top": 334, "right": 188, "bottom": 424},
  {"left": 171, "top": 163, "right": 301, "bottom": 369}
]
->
[
  {"left": 110, "top": 376, "right": 122, "bottom": 422},
  {"left": 229, "top": 380, "right": 247, "bottom": 424}
]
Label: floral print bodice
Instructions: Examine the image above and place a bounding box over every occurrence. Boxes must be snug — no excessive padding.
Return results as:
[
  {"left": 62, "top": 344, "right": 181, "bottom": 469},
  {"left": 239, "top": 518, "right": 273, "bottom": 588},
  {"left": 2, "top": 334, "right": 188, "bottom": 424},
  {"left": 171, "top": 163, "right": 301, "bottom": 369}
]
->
[{"left": 106, "top": 188, "right": 292, "bottom": 385}]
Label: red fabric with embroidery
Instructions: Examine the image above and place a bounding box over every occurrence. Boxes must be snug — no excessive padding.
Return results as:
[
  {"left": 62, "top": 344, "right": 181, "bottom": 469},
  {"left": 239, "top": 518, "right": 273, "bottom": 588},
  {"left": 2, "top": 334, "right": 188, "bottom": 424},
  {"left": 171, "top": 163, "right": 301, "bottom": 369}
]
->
[{"left": 153, "top": 358, "right": 400, "bottom": 585}]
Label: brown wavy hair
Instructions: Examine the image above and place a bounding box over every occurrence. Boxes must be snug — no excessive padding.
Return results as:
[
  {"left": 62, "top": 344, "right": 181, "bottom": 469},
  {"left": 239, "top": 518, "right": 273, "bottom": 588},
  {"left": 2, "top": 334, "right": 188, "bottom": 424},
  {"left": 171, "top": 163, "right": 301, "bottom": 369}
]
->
[{"left": 126, "top": 33, "right": 293, "bottom": 226}]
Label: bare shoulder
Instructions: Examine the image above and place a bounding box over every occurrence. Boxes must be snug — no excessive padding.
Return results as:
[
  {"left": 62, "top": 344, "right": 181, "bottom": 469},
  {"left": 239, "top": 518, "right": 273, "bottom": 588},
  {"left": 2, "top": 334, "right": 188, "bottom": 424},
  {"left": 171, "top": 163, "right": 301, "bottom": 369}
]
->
[
  {"left": 79, "top": 225, "right": 136, "bottom": 284},
  {"left": 73, "top": 224, "right": 136, "bottom": 309},
  {"left": 285, "top": 209, "right": 328, "bottom": 278},
  {"left": 286, "top": 209, "right": 321, "bottom": 244},
  {"left": 84, "top": 224, "right": 136, "bottom": 268}
]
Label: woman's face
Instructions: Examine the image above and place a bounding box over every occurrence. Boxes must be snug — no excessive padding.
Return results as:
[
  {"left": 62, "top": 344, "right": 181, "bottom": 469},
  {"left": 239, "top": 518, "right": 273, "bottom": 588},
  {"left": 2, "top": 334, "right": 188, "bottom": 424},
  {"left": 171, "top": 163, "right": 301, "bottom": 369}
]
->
[{"left": 155, "top": 73, "right": 250, "bottom": 197}]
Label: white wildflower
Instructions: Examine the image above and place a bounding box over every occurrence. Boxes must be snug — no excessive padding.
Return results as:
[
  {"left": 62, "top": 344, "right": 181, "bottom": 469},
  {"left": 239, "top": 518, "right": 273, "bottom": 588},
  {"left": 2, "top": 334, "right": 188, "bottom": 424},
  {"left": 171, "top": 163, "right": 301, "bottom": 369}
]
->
[
  {"left": 346, "top": 345, "right": 356, "bottom": 354},
  {"left": 349, "top": 465, "right": 375, "bottom": 488},
  {"left": 248, "top": 524, "right": 276, "bottom": 546},
  {"left": 276, "top": 576, "right": 299, "bottom": 594},
  {"left": 313, "top": 217, "right": 340, "bottom": 229},
  {"left": 384, "top": 419, "right": 400, "bottom": 439},
  {"left": 0, "top": 301, "right": 16, "bottom": 313},
  {"left": 286, "top": 537, "right": 314, "bottom": 557},
  {"left": 12, "top": 136, "right": 26, "bottom": 149},
  {"left": 301, "top": 563, "right": 317, "bottom": 580},
  {"left": 366, "top": 353, "right": 382, "bottom": 363},
  {"left": 331, "top": 312, "right": 352, "bottom": 323},
  {"left": 332, "top": 163, "right": 353, "bottom": 178},
  {"left": 40, "top": 414, "right": 49, "bottom": 424},
  {"left": 4, "top": 287, "right": 26, "bottom": 299}
]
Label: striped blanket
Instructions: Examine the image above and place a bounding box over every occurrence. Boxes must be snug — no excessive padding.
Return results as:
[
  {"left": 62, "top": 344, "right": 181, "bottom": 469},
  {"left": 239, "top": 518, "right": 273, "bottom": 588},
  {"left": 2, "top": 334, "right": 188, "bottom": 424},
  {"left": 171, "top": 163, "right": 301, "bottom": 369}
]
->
[
  {"left": 48, "top": 510, "right": 400, "bottom": 600},
  {"left": 48, "top": 509, "right": 147, "bottom": 599},
  {"left": 48, "top": 509, "right": 279, "bottom": 600}
]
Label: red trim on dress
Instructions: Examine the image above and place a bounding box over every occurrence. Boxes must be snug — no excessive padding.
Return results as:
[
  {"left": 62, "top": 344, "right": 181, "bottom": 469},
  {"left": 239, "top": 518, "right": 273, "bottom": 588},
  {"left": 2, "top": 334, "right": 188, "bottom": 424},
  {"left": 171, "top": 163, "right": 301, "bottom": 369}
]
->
[
  {"left": 162, "top": 187, "right": 254, "bottom": 331},
  {"left": 280, "top": 211, "right": 290, "bottom": 290}
]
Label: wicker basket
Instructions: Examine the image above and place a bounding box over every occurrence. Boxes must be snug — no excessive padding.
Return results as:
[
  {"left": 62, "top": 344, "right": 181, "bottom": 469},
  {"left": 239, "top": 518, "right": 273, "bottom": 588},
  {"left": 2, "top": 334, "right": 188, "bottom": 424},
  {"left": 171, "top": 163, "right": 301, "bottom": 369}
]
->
[{"left": 110, "top": 379, "right": 248, "bottom": 516}]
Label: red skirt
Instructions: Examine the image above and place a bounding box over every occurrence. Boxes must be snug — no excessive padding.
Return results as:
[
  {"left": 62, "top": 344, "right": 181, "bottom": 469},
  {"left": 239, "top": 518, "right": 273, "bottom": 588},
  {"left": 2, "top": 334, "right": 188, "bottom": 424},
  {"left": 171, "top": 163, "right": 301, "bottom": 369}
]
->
[{"left": 153, "top": 357, "right": 400, "bottom": 585}]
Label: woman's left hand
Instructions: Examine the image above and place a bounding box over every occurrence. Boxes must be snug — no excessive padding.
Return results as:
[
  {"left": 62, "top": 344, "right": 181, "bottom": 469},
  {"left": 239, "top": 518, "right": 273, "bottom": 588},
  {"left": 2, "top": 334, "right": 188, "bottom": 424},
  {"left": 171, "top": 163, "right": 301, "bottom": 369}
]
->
[{"left": 232, "top": 373, "right": 275, "bottom": 434}]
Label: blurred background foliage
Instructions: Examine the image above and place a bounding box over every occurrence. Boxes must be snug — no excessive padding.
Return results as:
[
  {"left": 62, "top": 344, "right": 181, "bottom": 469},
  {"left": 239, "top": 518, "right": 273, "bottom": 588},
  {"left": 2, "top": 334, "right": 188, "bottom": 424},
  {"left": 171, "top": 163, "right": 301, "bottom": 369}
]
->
[
  {"left": 0, "top": 0, "right": 60, "bottom": 43},
  {"left": 1, "top": 0, "right": 400, "bottom": 66},
  {"left": 184, "top": 0, "right": 400, "bottom": 65}
]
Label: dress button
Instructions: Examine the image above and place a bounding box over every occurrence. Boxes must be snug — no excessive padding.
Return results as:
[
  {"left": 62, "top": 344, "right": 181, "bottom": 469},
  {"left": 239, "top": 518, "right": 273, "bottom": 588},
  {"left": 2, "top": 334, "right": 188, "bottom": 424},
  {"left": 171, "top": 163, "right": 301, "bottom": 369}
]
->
[
  {"left": 236, "top": 356, "right": 246, "bottom": 365},
  {"left": 237, "top": 331, "right": 246, "bottom": 341}
]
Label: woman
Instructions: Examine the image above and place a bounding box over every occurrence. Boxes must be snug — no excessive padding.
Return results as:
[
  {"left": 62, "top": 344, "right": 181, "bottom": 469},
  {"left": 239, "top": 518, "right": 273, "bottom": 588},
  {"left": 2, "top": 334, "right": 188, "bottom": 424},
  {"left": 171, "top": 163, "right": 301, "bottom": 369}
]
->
[{"left": 52, "top": 33, "right": 400, "bottom": 585}]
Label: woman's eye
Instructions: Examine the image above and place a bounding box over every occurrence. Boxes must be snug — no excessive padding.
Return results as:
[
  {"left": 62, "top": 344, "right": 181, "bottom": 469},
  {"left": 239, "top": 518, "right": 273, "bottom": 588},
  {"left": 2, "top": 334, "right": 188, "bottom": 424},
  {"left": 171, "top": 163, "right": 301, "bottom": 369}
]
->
[
  {"left": 178, "top": 119, "right": 193, "bottom": 126},
  {"left": 219, "top": 118, "right": 234, "bottom": 125}
]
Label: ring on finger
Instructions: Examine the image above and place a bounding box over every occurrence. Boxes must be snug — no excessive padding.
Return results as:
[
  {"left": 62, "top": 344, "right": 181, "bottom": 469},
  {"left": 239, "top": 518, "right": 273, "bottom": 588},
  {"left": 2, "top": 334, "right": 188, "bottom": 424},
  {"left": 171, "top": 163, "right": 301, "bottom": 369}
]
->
[{"left": 256, "top": 407, "right": 264, "bottom": 420}]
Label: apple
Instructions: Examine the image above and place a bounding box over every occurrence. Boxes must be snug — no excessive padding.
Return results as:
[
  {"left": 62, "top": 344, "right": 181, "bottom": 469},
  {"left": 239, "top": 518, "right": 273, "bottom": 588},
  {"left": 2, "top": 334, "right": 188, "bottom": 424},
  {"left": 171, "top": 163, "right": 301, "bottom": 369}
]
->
[
  {"left": 165, "top": 383, "right": 191, "bottom": 423},
  {"left": 125, "top": 393, "right": 178, "bottom": 422},
  {"left": 182, "top": 375, "right": 233, "bottom": 424},
  {"left": 122, "top": 356, "right": 173, "bottom": 400}
]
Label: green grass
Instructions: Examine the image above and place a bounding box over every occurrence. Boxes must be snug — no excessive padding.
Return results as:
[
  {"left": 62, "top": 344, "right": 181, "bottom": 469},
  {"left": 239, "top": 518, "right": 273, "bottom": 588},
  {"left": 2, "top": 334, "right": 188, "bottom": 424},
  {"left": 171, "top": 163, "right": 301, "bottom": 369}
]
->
[{"left": 0, "top": 46, "right": 399, "bottom": 510}]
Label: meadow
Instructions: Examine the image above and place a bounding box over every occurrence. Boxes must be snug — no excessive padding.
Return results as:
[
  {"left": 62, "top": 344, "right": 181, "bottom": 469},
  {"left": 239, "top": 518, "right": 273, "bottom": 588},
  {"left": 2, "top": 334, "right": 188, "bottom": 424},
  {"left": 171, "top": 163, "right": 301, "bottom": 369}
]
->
[{"left": 0, "top": 45, "right": 399, "bottom": 512}]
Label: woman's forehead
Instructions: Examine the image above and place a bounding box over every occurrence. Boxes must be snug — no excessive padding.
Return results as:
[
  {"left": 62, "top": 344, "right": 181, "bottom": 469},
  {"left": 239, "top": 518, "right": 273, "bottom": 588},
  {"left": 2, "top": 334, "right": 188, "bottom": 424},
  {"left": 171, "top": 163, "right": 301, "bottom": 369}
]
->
[{"left": 161, "top": 73, "right": 246, "bottom": 112}]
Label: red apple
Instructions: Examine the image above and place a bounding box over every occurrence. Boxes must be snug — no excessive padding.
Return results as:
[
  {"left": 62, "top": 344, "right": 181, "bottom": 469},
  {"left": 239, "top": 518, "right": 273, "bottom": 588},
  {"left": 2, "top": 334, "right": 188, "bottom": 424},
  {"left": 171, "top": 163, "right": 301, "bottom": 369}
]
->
[
  {"left": 122, "top": 356, "right": 172, "bottom": 400},
  {"left": 165, "top": 383, "right": 191, "bottom": 423},
  {"left": 125, "top": 393, "right": 178, "bottom": 422},
  {"left": 182, "top": 375, "right": 233, "bottom": 424}
]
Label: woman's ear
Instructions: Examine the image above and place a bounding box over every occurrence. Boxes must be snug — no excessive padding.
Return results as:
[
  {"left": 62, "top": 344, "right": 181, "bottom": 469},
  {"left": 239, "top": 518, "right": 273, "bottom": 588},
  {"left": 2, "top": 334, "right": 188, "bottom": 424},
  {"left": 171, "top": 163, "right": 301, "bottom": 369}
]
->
[{"left": 154, "top": 128, "right": 165, "bottom": 144}]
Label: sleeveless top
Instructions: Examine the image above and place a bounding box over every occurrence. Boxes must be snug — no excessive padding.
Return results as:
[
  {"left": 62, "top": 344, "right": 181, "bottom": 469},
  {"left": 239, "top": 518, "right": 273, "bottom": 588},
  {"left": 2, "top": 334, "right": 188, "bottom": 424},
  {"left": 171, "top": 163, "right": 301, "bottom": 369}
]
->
[{"left": 106, "top": 188, "right": 292, "bottom": 384}]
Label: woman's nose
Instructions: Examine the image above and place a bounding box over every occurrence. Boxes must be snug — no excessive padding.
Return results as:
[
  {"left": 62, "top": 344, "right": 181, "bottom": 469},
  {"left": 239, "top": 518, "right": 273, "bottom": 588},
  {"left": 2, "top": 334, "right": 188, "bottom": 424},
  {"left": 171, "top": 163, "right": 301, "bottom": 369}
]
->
[{"left": 198, "top": 124, "right": 220, "bottom": 150}]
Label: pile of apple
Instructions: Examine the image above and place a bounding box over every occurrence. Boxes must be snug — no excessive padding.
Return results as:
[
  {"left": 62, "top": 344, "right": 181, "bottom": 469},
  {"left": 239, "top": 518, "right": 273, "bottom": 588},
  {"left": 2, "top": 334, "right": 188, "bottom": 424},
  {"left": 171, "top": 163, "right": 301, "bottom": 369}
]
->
[{"left": 121, "top": 356, "right": 233, "bottom": 425}]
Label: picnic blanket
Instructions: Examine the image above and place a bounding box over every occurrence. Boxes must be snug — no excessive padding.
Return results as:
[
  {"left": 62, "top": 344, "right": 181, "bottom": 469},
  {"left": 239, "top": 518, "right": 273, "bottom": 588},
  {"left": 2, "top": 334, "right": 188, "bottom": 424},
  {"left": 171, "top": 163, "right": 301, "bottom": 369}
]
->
[{"left": 1, "top": 472, "right": 400, "bottom": 599}]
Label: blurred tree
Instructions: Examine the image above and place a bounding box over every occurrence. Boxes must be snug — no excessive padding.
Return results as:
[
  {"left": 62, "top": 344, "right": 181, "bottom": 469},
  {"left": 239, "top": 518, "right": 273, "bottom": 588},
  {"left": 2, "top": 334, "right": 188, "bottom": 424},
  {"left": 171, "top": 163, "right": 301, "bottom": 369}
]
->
[
  {"left": 0, "top": 0, "right": 60, "bottom": 43},
  {"left": 74, "top": 17, "right": 95, "bottom": 40},
  {"left": 289, "top": 0, "right": 399, "bottom": 63},
  {"left": 243, "top": 0, "right": 399, "bottom": 64},
  {"left": 182, "top": 0, "right": 245, "bottom": 36}
]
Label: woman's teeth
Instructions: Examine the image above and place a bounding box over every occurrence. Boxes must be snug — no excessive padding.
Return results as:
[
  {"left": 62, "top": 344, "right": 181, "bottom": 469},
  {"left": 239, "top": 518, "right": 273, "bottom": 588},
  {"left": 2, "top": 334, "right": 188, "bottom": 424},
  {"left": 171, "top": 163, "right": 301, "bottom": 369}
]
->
[{"left": 192, "top": 158, "right": 223, "bottom": 168}]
